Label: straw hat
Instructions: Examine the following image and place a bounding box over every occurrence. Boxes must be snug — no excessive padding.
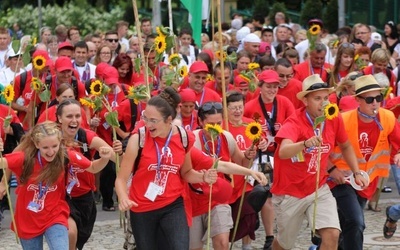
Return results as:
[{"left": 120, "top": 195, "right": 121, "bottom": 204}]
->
[
  {"left": 296, "top": 74, "right": 334, "bottom": 100},
  {"left": 353, "top": 75, "right": 385, "bottom": 96}
]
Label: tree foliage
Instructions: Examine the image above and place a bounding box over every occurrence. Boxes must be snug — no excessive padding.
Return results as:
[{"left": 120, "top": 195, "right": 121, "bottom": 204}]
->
[
  {"left": 268, "top": 2, "right": 288, "bottom": 27},
  {"left": 323, "top": 0, "right": 338, "bottom": 33},
  {"left": 299, "top": 0, "right": 323, "bottom": 27}
]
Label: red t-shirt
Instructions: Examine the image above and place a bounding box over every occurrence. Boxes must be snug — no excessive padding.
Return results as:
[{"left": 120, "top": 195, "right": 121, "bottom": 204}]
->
[
  {"left": 193, "top": 88, "right": 221, "bottom": 107},
  {"left": 129, "top": 128, "right": 195, "bottom": 213},
  {"left": 37, "top": 105, "right": 89, "bottom": 129},
  {"left": 67, "top": 129, "right": 98, "bottom": 197},
  {"left": 362, "top": 65, "right": 396, "bottom": 93},
  {"left": 227, "top": 117, "right": 254, "bottom": 203},
  {"left": 205, "top": 80, "right": 235, "bottom": 99},
  {"left": 181, "top": 112, "right": 199, "bottom": 131},
  {"left": 271, "top": 107, "right": 348, "bottom": 198},
  {"left": 278, "top": 78, "right": 304, "bottom": 109},
  {"left": 6, "top": 150, "right": 92, "bottom": 239},
  {"left": 294, "top": 61, "right": 332, "bottom": 83},
  {"left": 96, "top": 87, "right": 127, "bottom": 145},
  {"left": 244, "top": 95, "right": 295, "bottom": 152}
]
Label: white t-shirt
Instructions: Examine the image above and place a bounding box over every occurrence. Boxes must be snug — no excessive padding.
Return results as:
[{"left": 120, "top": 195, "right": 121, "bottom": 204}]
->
[
  {"left": 0, "top": 67, "right": 24, "bottom": 86},
  {"left": 295, "top": 39, "right": 332, "bottom": 63}
]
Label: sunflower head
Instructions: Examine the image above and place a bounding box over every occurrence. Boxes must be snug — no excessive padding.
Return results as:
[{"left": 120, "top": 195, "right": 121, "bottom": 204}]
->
[
  {"left": 154, "top": 36, "right": 167, "bottom": 54},
  {"left": 204, "top": 123, "right": 223, "bottom": 140},
  {"left": 79, "top": 98, "right": 95, "bottom": 109},
  {"left": 248, "top": 63, "right": 260, "bottom": 71},
  {"left": 32, "top": 55, "right": 46, "bottom": 71},
  {"left": 215, "top": 50, "right": 227, "bottom": 62},
  {"left": 31, "top": 77, "right": 42, "bottom": 92},
  {"left": 324, "top": 103, "right": 339, "bottom": 120},
  {"left": 245, "top": 122, "right": 263, "bottom": 143},
  {"left": 354, "top": 54, "right": 359, "bottom": 62},
  {"left": 179, "top": 65, "right": 188, "bottom": 78},
  {"left": 156, "top": 26, "right": 169, "bottom": 37},
  {"left": 309, "top": 24, "right": 321, "bottom": 36},
  {"left": 90, "top": 80, "right": 103, "bottom": 96},
  {"left": 2, "top": 85, "right": 15, "bottom": 103},
  {"left": 168, "top": 53, "right": 181, "bottom": 66},
  {"left": 206, "top": 74, "right": 214, "bottom": 82}
]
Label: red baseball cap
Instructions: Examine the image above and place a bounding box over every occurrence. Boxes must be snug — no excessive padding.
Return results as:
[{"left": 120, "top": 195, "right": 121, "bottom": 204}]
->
[
  {"left": 189, "top": 61, "right": 209, "bottom": 74},
  {"left": 32, "top": 49, "right": 52, "bottom": 67},
  {"left": 257, "top": 70, "right": 280, "bottom": 84},
  {"left": 55, "top": 56, "right": 73, "bottom": 72},
  {"left": 234, "top": 75, "right": 250, "bottom": 88},
  {"left": 103, "top": 67, "right": 120, "bottom": 85},
  {"left": 58, "top": 41, "right": 74, "bottom": 51},
  {"left": 95, "top": 62, "right": 110, "bottom": 79},
  {"left": 179, "top": 88, "right": 196, "bottom": 103}
]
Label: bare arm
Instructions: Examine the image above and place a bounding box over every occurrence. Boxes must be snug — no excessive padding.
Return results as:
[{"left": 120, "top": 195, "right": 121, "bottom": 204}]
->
[
  {"left": 338, "top": 140, "right": 368, "bottom": 187},
  {"left": 180, "top": 152, "right": 217, "bottom": 184},
  {"left": 278, "top": 136, "right": 321, "bottom": 159},
  {"left": 217, "top": 160, "right": 268, "bottom": 185}
]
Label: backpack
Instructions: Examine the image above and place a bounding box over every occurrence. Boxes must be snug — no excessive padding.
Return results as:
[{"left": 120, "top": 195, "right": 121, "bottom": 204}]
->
[{"left": 122, "top": 125, "right": 189, "bottom": 175}]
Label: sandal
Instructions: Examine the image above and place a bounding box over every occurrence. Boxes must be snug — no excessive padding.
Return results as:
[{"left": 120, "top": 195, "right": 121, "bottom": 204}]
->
[
  {"left": 368, "top": 202, "right": 382, "bottom": 212},
  {"left": 383, "top": 206, "right": 397, "bottom": 239},
  {"left": 102, "top": 206, "right": 116, "bottom": 212}
]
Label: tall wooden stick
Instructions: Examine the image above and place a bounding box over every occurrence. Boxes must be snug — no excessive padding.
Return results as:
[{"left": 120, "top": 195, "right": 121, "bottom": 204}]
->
[
  {"left": 312, "top": 129, "right": 321, "bottom": 236},
  {"left": 132, "top": 0, "right": 150, "bottom": 95}
]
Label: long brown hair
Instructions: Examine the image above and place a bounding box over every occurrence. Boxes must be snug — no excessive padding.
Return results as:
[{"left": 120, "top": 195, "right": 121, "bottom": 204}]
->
[
  {"left": 19, "top": 122, "right": 65, "bottom": 186},
  {"left": 329, "top": 43, "right": 356, "bottom": 87}
]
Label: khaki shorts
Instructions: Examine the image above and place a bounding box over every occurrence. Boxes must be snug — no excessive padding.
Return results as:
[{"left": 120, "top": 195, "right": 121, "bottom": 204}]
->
[
  {"left": 189, "top": 204, "right": 233, "bottom": 249},
  {"left": 272, "top": 184, "right": 341, "bottom": 249}
]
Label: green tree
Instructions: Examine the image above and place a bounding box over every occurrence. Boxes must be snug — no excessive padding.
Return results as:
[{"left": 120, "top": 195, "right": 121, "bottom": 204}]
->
[
  {"left": 268, "top": 2, "right": 288, "bottom": 27},
  {"left": 323, "top": 0, "right": 338, "bottom": 33},
  {"left": 253, "top": 0, "right": 270, "bottom": 21},
  {"left": 299, "top": 0, "right": 323, "bottom": 27}
]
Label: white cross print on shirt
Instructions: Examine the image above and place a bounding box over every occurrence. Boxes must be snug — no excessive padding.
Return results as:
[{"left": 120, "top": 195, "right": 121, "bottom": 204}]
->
[
  {"left": 306, "top": 143, "right": 331, "bottom": 174},
  {"left": 147, "top": 146, "right": 179, "bottom": 195},
  {"left": 27, "top": 184, "right": 57, "bottom": 212},
  {"left": 68, "top": 165, "right": 86, "bottom": 188}
]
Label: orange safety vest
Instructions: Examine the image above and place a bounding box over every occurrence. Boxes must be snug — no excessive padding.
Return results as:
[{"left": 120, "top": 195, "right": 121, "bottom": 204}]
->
[{"left": 330, "top": 108, "right": 395, "bottom": 182}]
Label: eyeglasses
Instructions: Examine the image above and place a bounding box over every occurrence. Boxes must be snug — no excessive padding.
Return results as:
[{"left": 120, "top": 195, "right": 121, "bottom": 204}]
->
[
  {"left": 106, "top": 39, "right": 119, "bottom": 43},
  {"left": 142, "top": 115, "right": 162, "bottom": 125},
  {"left": 201, "top": 102, "right": 223, "bottom": 112},
  {"left": 358, "top": 94, "right": 383, "bottom": 104},
  {"left": 340, "top": 43, "right": 354, "bottom": 49},
  {"left": 278, "top": 73, "right": 293, "bottom": 79},
  {"left": 227, "top": 105, "right": 244, "bottom": 111},
  {"left": 306, "top": 82, "right": 329, "bottom": 91}
]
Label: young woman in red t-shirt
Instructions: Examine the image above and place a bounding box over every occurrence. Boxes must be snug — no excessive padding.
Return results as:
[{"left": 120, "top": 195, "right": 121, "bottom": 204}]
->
[
  {"left": 0, "top": 122, "right": 113, "bottom": 250},
  {"left": 56, "top": 99, "right": 122, "bottom": 250},
  {"left": 115, "top": 87, "right": 217, "bottom": 250}
]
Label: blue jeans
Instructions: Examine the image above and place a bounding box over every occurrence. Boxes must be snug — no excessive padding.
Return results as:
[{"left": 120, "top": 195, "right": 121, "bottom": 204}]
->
[
  {"left": 20, "top": 224, "right": 68, "bottom": 250},
  {"left": 331, "top": 184, "right": 367, "bottom": 250},
  {"left": 391, "top": 164, "right": 400, "bottom": 195},
  {"left": 388, "top": 204, "right": 400, "bottom": 221},
  {"left": 130, "top": 197, "right": 189, "bottom": 250}
]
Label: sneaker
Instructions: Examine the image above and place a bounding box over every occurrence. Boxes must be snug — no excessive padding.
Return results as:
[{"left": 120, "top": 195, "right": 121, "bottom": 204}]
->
[
  {"left": 263, "top": 235, "right": 274, "bottom": 250},
  {"left": 308, "top": 245, "right": 318, "bottom": 250}
]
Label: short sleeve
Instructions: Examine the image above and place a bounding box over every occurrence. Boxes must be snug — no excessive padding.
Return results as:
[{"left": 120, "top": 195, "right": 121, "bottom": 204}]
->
[{"left": 67, "top": 149, "right": 92, "bottom": 170}]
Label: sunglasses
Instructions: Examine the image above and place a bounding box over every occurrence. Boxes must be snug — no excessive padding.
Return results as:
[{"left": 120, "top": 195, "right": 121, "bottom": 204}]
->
[
  {"left": 201, "top": 102, "right": 223, "bottom": 112},
  {"left": 106, "top": 39, "right": 119, "bottom": 43},
  {"left": 306, "top": 82, "right": 329, "bottom": 91},
  {"left": 358, "top": 94, "right": 383, "bottom": 104},
  {"left": 340, "top": 43, "right": 355, "bottom": 49},
  {"left": 348, "top": 72, "right": 364, "bottom": 81}
]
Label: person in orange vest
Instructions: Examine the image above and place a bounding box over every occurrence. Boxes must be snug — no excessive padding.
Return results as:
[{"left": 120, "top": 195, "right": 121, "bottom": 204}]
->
[{"left": 329, "top": 75, "right": 400, "bottom": 250}]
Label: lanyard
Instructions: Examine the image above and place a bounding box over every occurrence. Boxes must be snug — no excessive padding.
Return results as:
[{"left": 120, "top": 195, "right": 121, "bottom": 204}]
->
[
  {"left": 357, "top": 108, "right": 383, "bottom": 131},
  {"left": 199, "top": 89, "right": 206, "bottom": 106},
  {"left": 37, "top": 152, "right": 49, "bottom": 199},
  {"left": 189, "top": 114, "right": 194, "bottom": 130},
  {"left": 258, "top": 95, "right": 277, "bottom": 136},
  {"left": 107, "top": 89, "right": 118, "bottom": 108},
  {"left": 74, "top": 62, "right": 90, "bottom": 82},
  {"left": 310, "top": 64, "right": 324, "bottom": 77},
  {"left": 305, "top": 111, "right": 325, "bottom": 152},
  {"left": 201, "top": 131, "right": 221, "bottom": 158},
  {"left": 153, "top": 128, "right": 173, "bottom": 180}
]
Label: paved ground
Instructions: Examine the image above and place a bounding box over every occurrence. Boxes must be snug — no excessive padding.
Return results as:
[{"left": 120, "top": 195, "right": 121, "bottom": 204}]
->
[{"left": 1, "top": 182, "right": 400, "bottom": 249}]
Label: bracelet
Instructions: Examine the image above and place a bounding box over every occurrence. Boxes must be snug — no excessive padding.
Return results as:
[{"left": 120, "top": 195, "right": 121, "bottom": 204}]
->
[
  {"left": 327, "top": 165, "right": 337, "bottom": 174},
  {"left": 303, "top": 140, "right": 308, "bottom": 148},
  {"left": 353, "top": 171, "right": 363, "bottom": 177}
]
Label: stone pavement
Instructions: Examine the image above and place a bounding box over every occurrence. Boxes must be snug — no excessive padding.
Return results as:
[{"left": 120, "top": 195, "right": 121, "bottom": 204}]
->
[{"left": 1, "top": 198, "right": 400, "bottom": 249}]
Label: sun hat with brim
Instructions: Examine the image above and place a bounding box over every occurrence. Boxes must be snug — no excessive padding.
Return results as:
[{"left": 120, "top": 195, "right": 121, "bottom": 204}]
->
[
  {"left": 353, "top": 75, "right": 385, "bottom": 97},
  {"left": 296, "top": 74, "right": 334, "bottom": 100}
]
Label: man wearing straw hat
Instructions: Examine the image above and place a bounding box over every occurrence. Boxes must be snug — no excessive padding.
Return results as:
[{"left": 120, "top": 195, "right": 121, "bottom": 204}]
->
[
  {"left": 329, "top": 74, "right": 400, "bottom": 249},
  {"left": 270, "top": 74, "right": 368, "bottom": 250}
]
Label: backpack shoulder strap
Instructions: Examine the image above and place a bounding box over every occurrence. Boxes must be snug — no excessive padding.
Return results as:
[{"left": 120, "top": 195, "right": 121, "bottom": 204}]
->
[
  {"left": 176, "top": 125, "right": 188, "bottom": 151},
  {"left": 222, "top": 130, "right": 236, "bottom": 157},
  {"left": 19, "top": 71, "right": 28, "bottom": 96},
  {"left": 129, "top": 99, "right": 137, "bottom": 132},
  {"left": 77, "top": 128, "right": 91, "bottom": 160},
  {"left": 192, "top": 129, "right": 202, "bottom": 150}
]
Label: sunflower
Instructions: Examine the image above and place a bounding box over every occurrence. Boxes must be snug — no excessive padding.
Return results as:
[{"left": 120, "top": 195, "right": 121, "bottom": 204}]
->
[
  {"left": 31, "top": 77, "right": 42, "bottom": 91},
  {"left": 156, "top": 26, "right": 169, "bottom": 37},
  {"left": 90, "top": 80, "right": 103, "bottom": 96},
  {"left": 324, "top": 103, "right": 339, "bottom": 120},
  {"left": 179, "top": 66, "right": 188, "bottom": 77},
  {"left": 127, "top": 85, "right": 135, "bottom": 97},
  {"left": 383, "top": 87, "right": 393, "bottom": 99},
  {"left": 79, "top": 98, "right": 94, "bottom": 109},
  {"left": 204, "top": 123, "right": 223, "bottom": 140},
  {"left": 309, "top": 24, "right": 321, "bottom": 36},
  {"left": 206, "top": 74, "right": 214, "bottom": 82},
  {"left": 354, "top": 54, "right": 359, "bottom": 62},
  {"left": 248, "top": 63, "right": 260, "bottom": 70},
  {"left": 2, "top": 85, "right": 15, "bottom": 103},
  {"left": 154, "top": 36, "right": 167, "bottom": 54},
  {"left": 215, "top": 50, "right": 227, "bottom": 62},
  {"left": 168, "top": 53, "right": 181, "bottom": 66},
  {"left": 32, "top": 37, "right": 37, "bottom": 46},
  {"left": 32, "top": 55, "right": 46, "bottom": 71},
  {"left": 245, "top": 122, "right": 263, "bottom": 142}
]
